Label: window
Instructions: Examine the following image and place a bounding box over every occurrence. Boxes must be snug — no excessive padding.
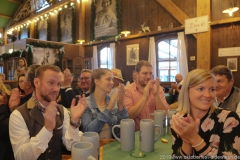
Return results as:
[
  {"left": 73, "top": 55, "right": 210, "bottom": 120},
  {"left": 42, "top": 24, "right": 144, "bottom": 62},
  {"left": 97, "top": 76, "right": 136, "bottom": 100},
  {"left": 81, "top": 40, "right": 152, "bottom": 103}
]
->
[
  {"left": 98, "top": 46, "right": 112, "bottom": 69},
  {"left": 157, "top": 36, "right": 178, "bottom": 82},
  {"left": 0, "top": 62, "right": 3, "bottom": 73},
  {"left": 35, "top": 0, "right": 50, "bottom": 12}
]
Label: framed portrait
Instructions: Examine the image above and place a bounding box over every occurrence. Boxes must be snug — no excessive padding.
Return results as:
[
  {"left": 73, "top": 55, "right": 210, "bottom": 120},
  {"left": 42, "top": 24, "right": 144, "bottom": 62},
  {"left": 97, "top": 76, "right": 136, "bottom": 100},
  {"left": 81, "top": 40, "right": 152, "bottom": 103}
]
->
[
  {"left": 92, "top": 0, "right": 121, "bottom": 40},
  {"left": 227, "top": 58, "right": 238, "bottom": 72},
  {"left": 38, "top": 20, "right": 47, "bottom": 40},
  {"left": 61, "top": 7, "right": 72, "bottom": 42},
  {"left": 32, "top": 47, "right": 59, "bottom": 65},
  {"left": 126, "top": 44, "right": 139, "bottom": 66}
]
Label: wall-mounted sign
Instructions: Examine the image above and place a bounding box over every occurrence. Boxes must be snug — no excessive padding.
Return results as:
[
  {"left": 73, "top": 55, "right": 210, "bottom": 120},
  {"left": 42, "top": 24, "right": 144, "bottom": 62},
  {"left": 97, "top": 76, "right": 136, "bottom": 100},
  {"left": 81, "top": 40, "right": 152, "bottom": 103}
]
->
[
  {"left": 218, "top": 47, "right": 240, "bottom": 57},
  {"left": 185, "top": 15, "right": 209, "bottom": 34}
]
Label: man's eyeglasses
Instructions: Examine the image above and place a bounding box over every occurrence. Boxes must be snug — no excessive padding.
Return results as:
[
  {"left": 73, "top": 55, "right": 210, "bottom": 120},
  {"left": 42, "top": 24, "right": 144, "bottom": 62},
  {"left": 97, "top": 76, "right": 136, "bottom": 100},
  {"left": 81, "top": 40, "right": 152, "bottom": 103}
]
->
[{"left": 79, "top": 77, "right": 90, "bottom": 81}]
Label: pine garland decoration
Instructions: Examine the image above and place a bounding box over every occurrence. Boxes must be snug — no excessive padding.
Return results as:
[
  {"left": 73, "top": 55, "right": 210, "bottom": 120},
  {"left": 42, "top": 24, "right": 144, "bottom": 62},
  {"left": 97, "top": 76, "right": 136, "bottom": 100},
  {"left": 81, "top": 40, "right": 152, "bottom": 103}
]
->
[
  {"left": 57, "top": 12, "right": 61, "bottom": 42},
  {"left": 0, "top": 51, "right": 26, "bottom": 60},
  {"left": 71, "top": 5, "right": 76, "bottom": 44},
  {"left": 90, "top": 1, "right": 96, "bottom": 41},
  {"left": 26, "top": 47, "right": 33, "bottom": 66},
  {"left": 116, "top": 0, "right": 122, "bottom": 34}
]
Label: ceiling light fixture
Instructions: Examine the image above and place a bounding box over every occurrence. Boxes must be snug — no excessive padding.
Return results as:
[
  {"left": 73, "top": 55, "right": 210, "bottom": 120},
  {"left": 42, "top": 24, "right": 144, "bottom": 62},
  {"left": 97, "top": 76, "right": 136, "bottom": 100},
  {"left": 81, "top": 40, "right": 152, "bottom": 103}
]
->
[{"left": 222, "top": 3, "right": 239, "bottom": 17}]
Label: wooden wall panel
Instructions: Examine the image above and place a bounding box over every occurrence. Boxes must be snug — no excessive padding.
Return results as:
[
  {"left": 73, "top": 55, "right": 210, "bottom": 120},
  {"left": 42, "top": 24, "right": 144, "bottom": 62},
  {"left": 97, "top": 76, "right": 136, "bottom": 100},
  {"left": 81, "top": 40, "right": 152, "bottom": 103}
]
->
[
  {"left": 211, "top": 22, "right": 240, "bottom": 87},
  {"left": 84, "top": 0, "right": 196, "bottom": 41},
  {"left": 185, "top": 35, "right": 197, "bottom": 71},
  {"left": 212, "top": 0, "right": 240, "bottom": 21},
  {"left": 115, "top": 37, "right": 149, "bottom": 81},
  {"left": 82, "top": 0, "right": 197, "bottom": 82}
]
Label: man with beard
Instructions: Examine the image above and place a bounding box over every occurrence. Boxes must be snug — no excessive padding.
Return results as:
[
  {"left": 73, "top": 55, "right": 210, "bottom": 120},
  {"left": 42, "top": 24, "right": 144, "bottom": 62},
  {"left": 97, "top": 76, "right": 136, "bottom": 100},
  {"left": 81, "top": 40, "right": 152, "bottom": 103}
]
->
[
  {"left": 210, "top": 65, "right": 240, "bottom": 116},
  {"left": 9, "top": 65, "right": 86, "bottom": 160},
  {"left": 124, "top": 60, "right": 169, "bottom": 131}
]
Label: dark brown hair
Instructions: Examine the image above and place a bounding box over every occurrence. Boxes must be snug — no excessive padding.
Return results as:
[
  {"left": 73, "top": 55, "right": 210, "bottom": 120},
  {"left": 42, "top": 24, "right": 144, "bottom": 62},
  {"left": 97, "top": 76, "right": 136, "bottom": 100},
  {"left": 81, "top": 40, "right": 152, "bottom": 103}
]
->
[
  {"left": 210, "top": 65, "right": 233, "bottom": 81},
  {"left": 26, "top": 64, "right": 41, "bottom": 88},
  {"left": 90, "top": 68, "right": 110, "bottom": 93},
  {"left": 135, "top": 60, "right": 152, "bottom": 72}
]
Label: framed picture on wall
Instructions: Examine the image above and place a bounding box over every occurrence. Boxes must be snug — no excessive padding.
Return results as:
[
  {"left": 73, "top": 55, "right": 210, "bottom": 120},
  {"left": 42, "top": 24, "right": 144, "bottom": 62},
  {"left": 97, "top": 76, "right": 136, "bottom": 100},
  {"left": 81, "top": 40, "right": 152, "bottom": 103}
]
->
[
  {"left": 227, "top": 58, "right": 238, "bottom": 72},
  {"left": 38, "top": 19, "right": 47, "bottom": 40},
  {"left": 61, "top": 7, "right": 72, "bottom": 42},
  {"left": 93, "top": 0, "right": 120, "bottom": 40},
  {"left": 126, "top": 44, "right": 139, "bottom": 66}
]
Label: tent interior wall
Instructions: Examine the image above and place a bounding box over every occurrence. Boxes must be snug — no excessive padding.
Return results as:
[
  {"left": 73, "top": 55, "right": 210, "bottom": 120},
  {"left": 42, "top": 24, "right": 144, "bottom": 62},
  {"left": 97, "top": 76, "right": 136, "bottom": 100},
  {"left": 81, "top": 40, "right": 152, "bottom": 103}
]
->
[{"left": 0, "top": 0, "right": 240, "bottom": 88}]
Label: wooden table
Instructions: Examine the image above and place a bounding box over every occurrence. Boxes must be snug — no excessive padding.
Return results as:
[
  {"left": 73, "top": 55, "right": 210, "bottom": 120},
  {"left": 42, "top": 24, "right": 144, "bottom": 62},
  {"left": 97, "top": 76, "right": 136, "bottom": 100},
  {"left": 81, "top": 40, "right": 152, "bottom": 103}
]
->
[{"left": 63, "top": 133, "right": 172, "bottom": 160}]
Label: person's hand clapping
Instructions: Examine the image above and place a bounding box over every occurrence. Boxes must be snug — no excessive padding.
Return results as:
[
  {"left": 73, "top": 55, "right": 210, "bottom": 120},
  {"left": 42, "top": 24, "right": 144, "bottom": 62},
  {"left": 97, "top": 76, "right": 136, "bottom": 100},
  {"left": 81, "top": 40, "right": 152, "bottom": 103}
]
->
[
  {"left": 153, "top": 77, "right": 161, "bottom": 96},
  {"left": 143, "top": 80, "right": 152, "bottom": 99},
  {"left": 44, "top": 101, "right": 59, "bottom": 132},
  {"left": 62, "top": 68, "right": 73, "bottom": 87},
  {"left": 171, "top": 114, "right": 200, "bottom": 144},
  {"left": 9, "top": 88, "right": 21, "bottom": 112},
  {"left": 117, "top": 83, "right": 125, "bottom": 110},
  {"left": 171, "top": 83, "right": 178, "bottom": 90},
  {"left": 70, "top": 95, "right": 87, "bottom": 125}
]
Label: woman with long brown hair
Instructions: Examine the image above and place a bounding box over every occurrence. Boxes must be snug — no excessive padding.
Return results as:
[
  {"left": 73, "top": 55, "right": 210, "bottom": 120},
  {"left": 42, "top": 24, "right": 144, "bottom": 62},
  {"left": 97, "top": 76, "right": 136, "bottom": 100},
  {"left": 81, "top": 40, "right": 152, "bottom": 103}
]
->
[
  {"left": 81, "top": 68, "right": 128, "bottom": 138},
  {"left": 14, "top": 57, "right": 28, "bottom": 80}
]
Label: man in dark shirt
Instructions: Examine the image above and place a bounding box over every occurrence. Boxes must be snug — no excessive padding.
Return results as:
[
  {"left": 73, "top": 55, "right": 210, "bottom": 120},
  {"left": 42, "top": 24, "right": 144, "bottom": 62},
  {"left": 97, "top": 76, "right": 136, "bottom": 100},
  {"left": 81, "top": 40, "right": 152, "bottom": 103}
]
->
[
  {"left": 60, "top": 69, "right": 92, "bottom": 108},
  {"left": 0, "top": 92, "right": 14, "bottom": 160}
]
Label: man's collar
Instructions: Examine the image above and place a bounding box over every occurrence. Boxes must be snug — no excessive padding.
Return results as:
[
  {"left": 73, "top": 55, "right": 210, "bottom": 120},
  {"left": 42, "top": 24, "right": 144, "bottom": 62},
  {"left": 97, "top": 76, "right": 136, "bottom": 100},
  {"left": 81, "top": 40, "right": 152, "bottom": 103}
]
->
[
  {"left": 83, "top": 90, "right": 90, "bottom": 94},
  {"left": 216, "top": 87, "right": 235, "bottom": 105}
]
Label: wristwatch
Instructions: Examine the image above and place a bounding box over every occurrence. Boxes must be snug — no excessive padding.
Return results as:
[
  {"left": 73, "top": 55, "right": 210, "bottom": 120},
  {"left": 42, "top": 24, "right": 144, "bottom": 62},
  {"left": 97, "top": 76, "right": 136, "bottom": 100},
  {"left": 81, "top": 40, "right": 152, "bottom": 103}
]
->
[{"left": 70, "top": 119, "right": 81, "bottom": 128}]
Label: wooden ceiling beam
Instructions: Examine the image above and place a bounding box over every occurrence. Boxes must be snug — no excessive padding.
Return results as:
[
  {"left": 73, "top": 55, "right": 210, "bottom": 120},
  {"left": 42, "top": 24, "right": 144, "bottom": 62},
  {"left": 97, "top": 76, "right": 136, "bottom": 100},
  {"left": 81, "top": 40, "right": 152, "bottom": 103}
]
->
[
  {"left": 196, "top": 0, "right": 211, "bottom": 70},
  {"left": 156, "top": 0, "right": 197, "bottom": 38},
  {"left": 0, "top": 13, "right": 11, "bottom": 19},
  {"left": 8, "top": 0, "right": 22, "bottom": 4}
]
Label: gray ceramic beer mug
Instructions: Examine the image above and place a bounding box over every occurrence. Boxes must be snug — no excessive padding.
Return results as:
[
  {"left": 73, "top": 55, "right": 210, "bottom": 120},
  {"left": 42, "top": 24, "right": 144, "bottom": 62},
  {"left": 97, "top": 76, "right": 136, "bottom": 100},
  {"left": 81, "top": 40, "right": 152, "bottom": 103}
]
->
[
  {"left": 112, "top": 119, "right": 135, "bottom": 151},
  {"left": 140, "top": 119, "right": 161, "bottom": 152},
  {"left": 149, "top": 110, "right": 166, "bottom": 135}
]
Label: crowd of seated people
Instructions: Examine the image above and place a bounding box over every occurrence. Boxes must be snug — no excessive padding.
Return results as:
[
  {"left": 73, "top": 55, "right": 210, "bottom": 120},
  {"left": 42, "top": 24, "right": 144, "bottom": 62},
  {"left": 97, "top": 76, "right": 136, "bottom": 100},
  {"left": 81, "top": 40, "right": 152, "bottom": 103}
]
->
[{"left": 0, "top": 61, "right": 240, "bottom": 159}]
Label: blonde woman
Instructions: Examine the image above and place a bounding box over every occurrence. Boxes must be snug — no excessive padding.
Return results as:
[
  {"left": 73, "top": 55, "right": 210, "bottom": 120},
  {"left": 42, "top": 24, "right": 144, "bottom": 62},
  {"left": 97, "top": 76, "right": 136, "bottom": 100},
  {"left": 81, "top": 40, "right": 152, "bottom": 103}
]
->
[{"left": 171, "top": 69, "right": 240, "bottom": 159}]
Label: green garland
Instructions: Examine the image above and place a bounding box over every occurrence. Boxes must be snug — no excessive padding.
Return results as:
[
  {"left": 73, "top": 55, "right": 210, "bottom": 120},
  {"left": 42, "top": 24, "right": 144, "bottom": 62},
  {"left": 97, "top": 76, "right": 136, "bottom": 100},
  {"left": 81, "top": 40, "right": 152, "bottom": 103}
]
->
[
  {"left": 90, "top": 0, "right": 122, "bottom": 41},
  {"left": 90, "top": 1, "right": 96, "bottom": 41},
  {"left": 71, "top": 5, "right": 76, "bottom": 44},
  {"left": 116, "top": 0, "right": 122, "bottom": 34},
  {"left": 26, "top": 45, "right": 33, "bottom": 66},
  {"left": 0, "top": 51, "right": 26, "bottom": 60},
  {"left": 27, "top": 41, "right": 64, "bottom": 69},
  {"left": 47, "top": 18, "right": 50, "bottom": 41},
  {"left": 57, "top": 12, "right": 61, "bottom": 42}
]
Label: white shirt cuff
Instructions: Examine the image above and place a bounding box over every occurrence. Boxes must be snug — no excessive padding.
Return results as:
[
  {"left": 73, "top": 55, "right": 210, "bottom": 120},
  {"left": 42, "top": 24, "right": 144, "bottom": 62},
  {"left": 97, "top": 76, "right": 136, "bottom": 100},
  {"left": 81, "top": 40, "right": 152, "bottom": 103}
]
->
[{"left": 36, "top": 126, "right": 53, "bottom": 146}]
